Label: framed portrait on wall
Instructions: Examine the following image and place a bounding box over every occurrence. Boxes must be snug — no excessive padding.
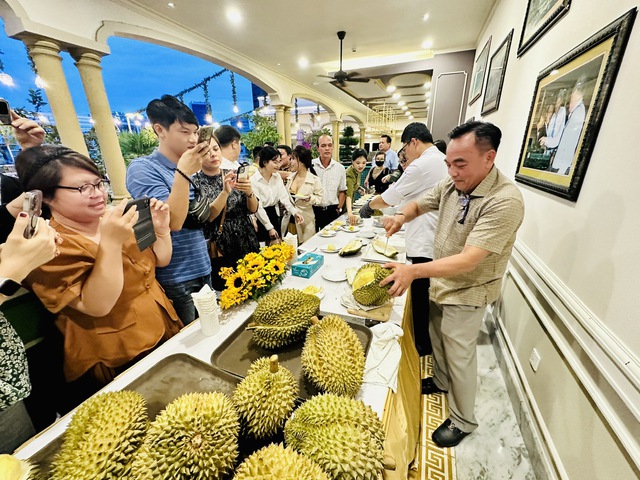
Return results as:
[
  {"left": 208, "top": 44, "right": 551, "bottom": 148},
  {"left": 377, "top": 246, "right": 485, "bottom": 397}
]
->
[
  {"left": 518, "top": 0, "right": 571, "bottom": 56},
  {"left": 468, "top": 37, "right": 491, "bottom": 105},
  {"left": 481, "top": 30, "right": 513, "bottom": 116},
  {"left": 515, "top": 9, "right": 636, "bottom": 201}
]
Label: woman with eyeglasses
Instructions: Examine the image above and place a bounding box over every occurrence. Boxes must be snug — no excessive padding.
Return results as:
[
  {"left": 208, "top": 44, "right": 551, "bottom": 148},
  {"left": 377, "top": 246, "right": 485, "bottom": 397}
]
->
[{"left": 15, "top": 145, "right": 182, "bottom": 410}]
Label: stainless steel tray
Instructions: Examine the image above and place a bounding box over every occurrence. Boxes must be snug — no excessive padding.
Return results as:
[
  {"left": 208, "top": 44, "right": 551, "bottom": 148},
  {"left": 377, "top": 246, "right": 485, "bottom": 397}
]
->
[
  {"left": 210, "top": 316, "right": 372, "bottom": 400},
  {"left": 28, "top": 354, "right": 240, "bottom": 474}
]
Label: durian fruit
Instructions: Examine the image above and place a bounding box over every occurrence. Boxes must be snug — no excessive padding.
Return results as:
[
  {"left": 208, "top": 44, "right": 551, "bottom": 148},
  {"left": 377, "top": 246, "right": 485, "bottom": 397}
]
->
[
  {"left": 0, "top": 455, "right": 34, "bottom": 480},
  {"left": 233, "top": 355, "right": 298, "bottom": 439},
  {"left": 301, "top": 316, "right": 365, "bottom": 397},
  {"left": 338, "top": 239, "right": 363, "bottom": 256},
  {"left": 248, "top": 289, "right": 320, "bottom": 349},
  {"left": 131, "top": 392, "right": 238, "bottom": 480},
  {"left": 371, "top": 237, "right": 398, "bottom": 258},
  {"left": 351, "top": 263, "right": 393, "bottom": 306},
  {"left": 284, "top": 394, "right": 385, "bottom": 480},
  {"left": 233, "top": 443, "right": 330, "bottom": 480},
  {"left": 49, "top": 390, "right": 147, "bottom": 480}
]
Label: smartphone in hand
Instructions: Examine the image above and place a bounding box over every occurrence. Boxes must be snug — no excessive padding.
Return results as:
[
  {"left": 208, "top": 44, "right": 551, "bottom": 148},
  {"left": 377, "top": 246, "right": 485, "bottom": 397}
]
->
[
  {"left": 23, "top": 190, "right": 43, "bottom": 239},
  {"left": 236, "top": 165, "right": 249, "bottom": 181},
  {"left": 197, "top": 126, "right": 214, "bottom": 144},
  {"left": 124, "top": 197, "right": 156, "bottom": 251},
  {"left": 0, "top": 98, "right": 11, "bottom": 125}
]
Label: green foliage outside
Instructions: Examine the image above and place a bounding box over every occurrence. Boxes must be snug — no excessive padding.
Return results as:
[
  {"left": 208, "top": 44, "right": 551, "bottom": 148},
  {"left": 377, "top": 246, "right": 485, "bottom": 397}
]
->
[
  {"left": 118, "top": 128, "right": 159, "bottom": 166},
  {"left": 241, "top": 113, "right": 279, "bottom": 159},
  {"left": 339, "top": 125, "right": 359, "bottom": 165}
]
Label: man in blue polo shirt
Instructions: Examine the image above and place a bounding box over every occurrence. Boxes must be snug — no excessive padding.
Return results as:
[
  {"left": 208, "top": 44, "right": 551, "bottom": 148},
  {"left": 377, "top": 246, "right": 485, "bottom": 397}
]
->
[{"left": 126, "top": 95, "right": 212, "bottom": 324}]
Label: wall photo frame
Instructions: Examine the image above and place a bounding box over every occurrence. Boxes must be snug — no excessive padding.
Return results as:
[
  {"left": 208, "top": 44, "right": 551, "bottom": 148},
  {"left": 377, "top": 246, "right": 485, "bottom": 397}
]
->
[
  {"left": 468, "top": 37, "right": 491, "bottom": 105},
  {"left": 518, "top": 0, "right": 571, "bottom": 57},
  {"left": 515, "top": 8, "right": 636, "bottom": 202},
  {"left": 481, "top": 30, "right": 513, "bottom": 116}
]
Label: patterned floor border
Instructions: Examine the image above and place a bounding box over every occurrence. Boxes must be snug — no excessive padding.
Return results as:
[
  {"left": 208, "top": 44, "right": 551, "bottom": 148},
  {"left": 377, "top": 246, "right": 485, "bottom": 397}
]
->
[{"left": 409, "top": 355, "right": 456, "bottom": 480}]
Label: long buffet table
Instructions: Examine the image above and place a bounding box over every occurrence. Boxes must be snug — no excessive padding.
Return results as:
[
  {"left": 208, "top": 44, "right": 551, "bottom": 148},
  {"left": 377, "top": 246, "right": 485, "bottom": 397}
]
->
[{"left": 15, "top": 217, "right": 420, "bottom": 479}]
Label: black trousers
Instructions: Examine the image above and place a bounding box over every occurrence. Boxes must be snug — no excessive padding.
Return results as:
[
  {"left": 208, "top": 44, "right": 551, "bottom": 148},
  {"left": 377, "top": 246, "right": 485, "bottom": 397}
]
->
[
  {"left": 408, "top": 256, "right": 432, "bottom": 357},
  {"left": 313, "top": 205, "right": 340, "bottom": 231},
  {"left": 256, "top": 205, "right": 281, "bottom": 242}
]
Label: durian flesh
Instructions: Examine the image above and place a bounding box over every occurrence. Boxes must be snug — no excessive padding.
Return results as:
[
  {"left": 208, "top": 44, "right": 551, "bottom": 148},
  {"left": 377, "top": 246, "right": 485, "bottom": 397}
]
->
[
  {"left": 284, "top": 393, "right": 385, "bottom": 480},
  {"left": 131, "top": 392, "right": 239, "bottom": 480},
  {"left": 352, "top": 263, "right": 393, "bottom": 306},
  {"left": 233, "top": 443, "right": 330, "bottom": 480},
  {"left": 233, "top": 355, "right": 298, "bottom": 439},
  {"left": 249, "top": 289, "right": 320, "bottom": 349},
  {"left": 0, "top": 455, "right": 33, "bottom": 480},
  {"left": 49, "top": 390, "right": 148, "bottom": 480},
  {"left": 301, "top": 315, "right": 365, "bottom": 397}
]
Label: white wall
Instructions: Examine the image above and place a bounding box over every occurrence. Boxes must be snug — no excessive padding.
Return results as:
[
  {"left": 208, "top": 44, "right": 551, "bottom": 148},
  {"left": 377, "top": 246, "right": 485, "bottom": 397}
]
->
[{"left": 467, "top": 0, "right": 640, "bottom": 478}]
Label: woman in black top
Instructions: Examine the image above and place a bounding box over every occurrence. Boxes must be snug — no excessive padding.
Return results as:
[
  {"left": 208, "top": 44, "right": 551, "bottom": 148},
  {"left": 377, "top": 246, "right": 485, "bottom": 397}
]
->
[{"left": 366, "top": 151, "right": 390, "bottom": 194}]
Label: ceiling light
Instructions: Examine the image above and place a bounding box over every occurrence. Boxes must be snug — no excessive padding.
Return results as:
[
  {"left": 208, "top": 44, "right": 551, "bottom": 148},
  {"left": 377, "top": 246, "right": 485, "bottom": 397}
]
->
[
  {"left": 405, "top": 111, "right": 411, "bottom": 116},
  {"left": 424, "top": 82, "right": 431, "bottom": 89},
  {"left": 425, "top": 97, "right": 431, "bottom": 104},
  {"left": 423, "top": 13, "right": 430, "bottom": 22},
  {"left": 424, "top": 91, "right": 431, "bottom": 97},
  {"left": 167, "top": 2, "right": 175, "bottom": 7},
  {"left": 421, "top": 40, "right": 433, "bottom": 49},
  {"left": 401, "top": 106, "right": 408, "bottom": 111},
  {"left": 226, "top": 7, "right": 242, "bottom": 25},
  {"left": 409, "top": 115, "right": 414, "bottom": 120},
  {"left": 386, "top": 85, "right": 396, "bottom": 93},
  {"left": 398, "top": 100, "right": 405, "bottom": 106},
  {"left": 392, "top": 93, "right": 401, "bottom": 100},
  {"left": 298, "top": 57, "right": 309, "bottom": 68},
  {"left": 277, "top": 63, "right": 281, "bottom": 66}
]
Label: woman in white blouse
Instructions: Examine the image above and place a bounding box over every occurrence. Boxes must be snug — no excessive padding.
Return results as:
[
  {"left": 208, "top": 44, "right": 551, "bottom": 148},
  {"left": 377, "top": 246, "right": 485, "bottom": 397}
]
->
[{"left": 251, "top": 146, "right": 303, "bottom": 243}]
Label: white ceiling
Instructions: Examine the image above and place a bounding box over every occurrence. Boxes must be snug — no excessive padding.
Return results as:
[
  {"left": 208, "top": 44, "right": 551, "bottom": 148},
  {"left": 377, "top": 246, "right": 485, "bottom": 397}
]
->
[{"left": 124, "top": 0, "right": 497, "bottom": 120}]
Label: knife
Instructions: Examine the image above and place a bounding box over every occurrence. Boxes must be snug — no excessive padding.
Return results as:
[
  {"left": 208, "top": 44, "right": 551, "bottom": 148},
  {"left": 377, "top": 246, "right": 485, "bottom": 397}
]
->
[{"left": 384, "top": 235, "right": 390, "bottom": 256}]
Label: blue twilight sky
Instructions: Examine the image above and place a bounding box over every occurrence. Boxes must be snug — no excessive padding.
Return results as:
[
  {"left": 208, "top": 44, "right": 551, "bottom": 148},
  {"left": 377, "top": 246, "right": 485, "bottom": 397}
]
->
[{"left": 0, "top": 19, "right": 254, "bottom": 122}]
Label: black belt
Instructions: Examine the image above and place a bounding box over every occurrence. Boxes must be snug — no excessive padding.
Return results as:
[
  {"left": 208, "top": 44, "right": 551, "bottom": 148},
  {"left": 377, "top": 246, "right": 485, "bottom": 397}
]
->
[{"left": 315, "top": 204, "right": 339, "bottom": 211}]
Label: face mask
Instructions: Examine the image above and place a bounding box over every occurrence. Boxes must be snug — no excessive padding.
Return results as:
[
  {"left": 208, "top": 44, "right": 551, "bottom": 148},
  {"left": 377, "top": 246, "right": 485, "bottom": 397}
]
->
[{"left": 375, "top": 160, "right": 384, "bottom": 166}]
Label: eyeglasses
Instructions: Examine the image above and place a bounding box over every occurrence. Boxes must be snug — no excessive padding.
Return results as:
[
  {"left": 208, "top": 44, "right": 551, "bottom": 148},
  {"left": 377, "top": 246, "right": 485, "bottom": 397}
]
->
[
  {"left": 457, "top": 194, "right": 471, "bottom": 224},
  {"left": 55, "top": 179, "right": 110, "bottom": 197},
  {"left": 398, "top": 138, "right": 413, "bottom": 156}
]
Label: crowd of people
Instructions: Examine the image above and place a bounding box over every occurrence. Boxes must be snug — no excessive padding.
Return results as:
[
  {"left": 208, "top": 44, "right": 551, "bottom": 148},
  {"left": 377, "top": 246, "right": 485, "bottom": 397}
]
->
[{"left": 1, "top": 92, "right": 524, "bottom": 453}]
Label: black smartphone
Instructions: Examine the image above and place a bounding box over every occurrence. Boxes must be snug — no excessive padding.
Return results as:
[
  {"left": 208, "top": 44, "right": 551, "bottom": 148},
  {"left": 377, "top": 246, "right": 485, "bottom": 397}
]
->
[
  {"left": 0, "top": 98, "right": 11, "bottom": 125},
  {"left": 236, "top": 165, "right": 249, "bottom": 181},
  {"left": 124, "top": 197, "right": 156, "bottom": 251},
  {"left": 23, "top": 190, "right": 43, "bottom": 239},
  {"left": 197, "top": 125, "right": 214, "bottom": 144}
]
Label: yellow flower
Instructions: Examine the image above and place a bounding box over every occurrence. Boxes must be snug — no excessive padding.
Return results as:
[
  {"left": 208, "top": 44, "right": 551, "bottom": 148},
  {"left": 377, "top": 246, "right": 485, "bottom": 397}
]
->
[
  {"left": 225, "top": 272, "right": 245, "bottom": 290},
  {"left": 219, "top": 267, "right": 235, "bottom": 280}
]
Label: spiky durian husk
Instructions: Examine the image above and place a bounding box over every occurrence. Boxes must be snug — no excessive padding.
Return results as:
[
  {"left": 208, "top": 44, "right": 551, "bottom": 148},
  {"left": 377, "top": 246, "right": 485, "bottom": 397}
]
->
[
  {"left": 284, "top": 394, "right": 385, "bottom": 480},
  {"left": 131, "top": 392, "right": 238, "bottom": 480},
  {"left": 352, "top": 264, "right": 393, "bottom": 306},
  {"left": 233, "top": 443, "right": 329, "bottom": 480},
  {"left": 49, "top": 391, "right": 147, "bottom": 480},
  {"left": 232, "top": 357, "right": 298, "bottom": 439},
  {"left": 0, "top": 454, "right": 34, "bottom": 480},
  {"left": 250, "top": 289, "right": 320, "bottom": 349},
  {"left": 301, "top": 315, "right": 365, "bottom": 397}
]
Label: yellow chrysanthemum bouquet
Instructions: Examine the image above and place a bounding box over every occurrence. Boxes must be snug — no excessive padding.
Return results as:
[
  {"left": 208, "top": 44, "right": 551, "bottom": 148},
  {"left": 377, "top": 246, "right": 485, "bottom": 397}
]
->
[{"left": 219, "top": 242, "right": 295, "bottom": 309}]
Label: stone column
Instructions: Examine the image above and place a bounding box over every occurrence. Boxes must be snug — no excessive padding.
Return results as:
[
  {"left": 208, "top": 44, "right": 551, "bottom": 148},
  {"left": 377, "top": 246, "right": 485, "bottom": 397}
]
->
[
  {"left": 283, "top": 106, "right": 291, "bottom": 147},
  {"left": 359, "top": 126, "right": 366, "bottom": 148},
  {"left": 71, "top": 50, "right": 128, "bottom": 200},
  {"left": 24, "top": 38, "right": 88, "bottom": 155},
  {"left": 331, "top": 120, "right": 340, "bottom": 161},
  {"left": 274, "top": 105, "right": 286, "bottom": 144}
]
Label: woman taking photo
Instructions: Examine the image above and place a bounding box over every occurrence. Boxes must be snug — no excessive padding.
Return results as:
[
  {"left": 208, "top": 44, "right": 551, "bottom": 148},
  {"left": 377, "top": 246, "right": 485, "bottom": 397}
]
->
[
  {"left": 345, "top": 148, "right": 368, "bottom": 226},
  {"left": 285, "top": 145, "right": 323, "bottom": 243},
  {"left": 251, "top": 146, "right": 303, "bottom": 243},
  {"left": 366, "top": 150, "right": 390, "bottom": 195},
  {"left": 194, "top": 134, "right": 260, "bottom": 290},
  {"left": 16, "top": 145, "right": 182, "bottom": 408}
]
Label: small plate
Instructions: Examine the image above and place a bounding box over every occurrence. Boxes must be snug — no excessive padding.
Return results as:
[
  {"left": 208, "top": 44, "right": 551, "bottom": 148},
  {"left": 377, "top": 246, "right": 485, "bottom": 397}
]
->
[
  {"left": 341, "top": 225, "right": 360, "bottom": 233},
  {"left": 321, "top": 268, "right": 347, "bottom": 282},
  {"left": 320, "top": 246, "right": 339, "bottom": 253},
  {"left": 319, "top": 230, "right": 337, "bottom": 238},
  {"left": 357, "top": 230, "right": 376, "bottom": 239}
]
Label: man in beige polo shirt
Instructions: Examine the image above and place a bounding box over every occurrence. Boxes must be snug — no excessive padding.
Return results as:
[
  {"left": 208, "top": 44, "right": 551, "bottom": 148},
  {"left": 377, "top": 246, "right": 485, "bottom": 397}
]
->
[{"left": 382, "top": 121, "right": 524, "bottom": 448}]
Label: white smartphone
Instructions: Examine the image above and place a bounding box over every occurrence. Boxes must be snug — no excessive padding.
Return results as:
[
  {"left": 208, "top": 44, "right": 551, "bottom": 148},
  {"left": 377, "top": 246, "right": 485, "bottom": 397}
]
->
[{"left": 236, "top": 165, "right": 249, "bottom": 181}]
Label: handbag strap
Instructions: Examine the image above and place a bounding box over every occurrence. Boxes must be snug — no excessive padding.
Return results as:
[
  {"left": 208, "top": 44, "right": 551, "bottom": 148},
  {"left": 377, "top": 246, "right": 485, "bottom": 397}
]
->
[{"left": 175, "top": 167, "right": 200, "bottom": 192}]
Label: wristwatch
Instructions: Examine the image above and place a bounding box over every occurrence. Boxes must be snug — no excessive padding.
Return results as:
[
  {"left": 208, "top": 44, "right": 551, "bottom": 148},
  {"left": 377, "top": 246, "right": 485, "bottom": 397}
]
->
[{"left": 0, "top": 277, "right": 22, "bottom": 296}]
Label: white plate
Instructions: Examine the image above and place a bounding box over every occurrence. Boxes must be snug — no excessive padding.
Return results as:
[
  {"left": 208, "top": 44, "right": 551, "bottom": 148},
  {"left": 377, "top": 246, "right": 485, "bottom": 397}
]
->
[
  {"left": 321, "top": 267, "right": 348, "bottom": 282},
  {"left": 357, "top": 230, "right": 376, "bottom": 239},
  {"left": 320, "top": 246, "right": 339, "bottom": 253},
  {"left": 319, "top": 230, "right": 337, "bottom": 238},
  {"left": 341, "top": 225, "right": 360, "bottom": 233}
]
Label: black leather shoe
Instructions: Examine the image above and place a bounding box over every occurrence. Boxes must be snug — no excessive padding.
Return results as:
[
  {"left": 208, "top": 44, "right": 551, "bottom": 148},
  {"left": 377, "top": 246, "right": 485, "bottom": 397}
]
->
[
  {"left": 432, "top": 419, "right": 470, "bottom": 447},
  {"left": 421, "top": 377, "right": 448, "bottom": 395}
]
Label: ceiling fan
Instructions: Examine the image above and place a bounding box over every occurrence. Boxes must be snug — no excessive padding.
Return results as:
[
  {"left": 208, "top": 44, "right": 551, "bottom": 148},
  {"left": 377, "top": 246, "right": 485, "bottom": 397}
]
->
[{"left": 318, "top": 31, "right": 371, "bottom": 86}]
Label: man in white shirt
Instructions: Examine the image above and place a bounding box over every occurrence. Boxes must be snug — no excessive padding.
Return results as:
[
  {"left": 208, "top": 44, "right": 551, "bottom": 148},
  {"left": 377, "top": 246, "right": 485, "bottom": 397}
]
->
[
  {"left": 360, "top": 123, "right": 447, "bottom": 357},
  {"left": 379, "top": 134, "right": 399, "bottom": 171},
  {"left": 312, "top": 134, "right": 347, "bottom": 231},
  {"left": 215, "top": 125, "right": 242, "bottom": 170}
]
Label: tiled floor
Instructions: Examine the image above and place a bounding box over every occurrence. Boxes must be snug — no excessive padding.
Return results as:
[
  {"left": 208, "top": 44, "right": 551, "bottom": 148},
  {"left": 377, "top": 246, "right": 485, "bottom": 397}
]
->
[{"left": 414, "top": 324, "right": 535, "bottom": 480}]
